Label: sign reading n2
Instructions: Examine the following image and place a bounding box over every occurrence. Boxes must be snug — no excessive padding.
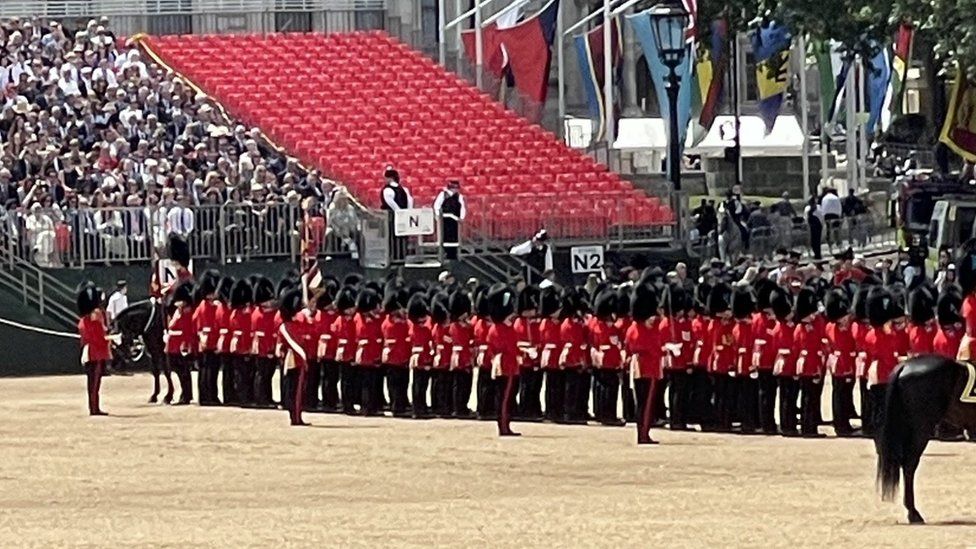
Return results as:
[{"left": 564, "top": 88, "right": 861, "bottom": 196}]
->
[{"left": 570, "top": 245, "right": 604, "bottom": 273}]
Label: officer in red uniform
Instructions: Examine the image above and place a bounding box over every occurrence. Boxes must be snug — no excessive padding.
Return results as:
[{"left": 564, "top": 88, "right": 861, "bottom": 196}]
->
[
  {"left": 312, "top": 280, "right": 340, "bottom": 412},
  {"left": 731, "top": 285, "right": 757, "bottom": 434},
  {"left": 751, "top": 279, "right": 780, "bottom": 434},
  {"left": 332, "top": 286, "right": 358, "bottom": 415},
  {"left": 559, "top": 288, "right": 589, "bottom": 425},
  {"left": 706, "top": 283, "right": 735, "bottom": 432},
  {"left": 771, "top": 286, "right": 798, "bottom": 436},
  {"left": 192, "top": 271, "right": 220, "bottom": 406},
  {"left": 448, "top": 290, "right": 476, "bottom": 418},
  {"left": 824, "top": 288, "right": 856, "bottom": 436},
  {"left": 488, "top": 284, "right": 521, "bottom": 436},
  {"left": 589, "top": 290, "right": 624, "bottom": 426},
  {"left": 850, "top": 282, "right": 874, "bottom": 433},
  {"left": 382, "top": 287, "right": 412, "bottom": 417},
  {"left": 429, "top": 294, "right": 452, "bottom": 418},
  {"left": 689, "top": 284, "right": 714, "bottom": 426},
  {"left": 165, "top": 280, "right": 197, "bottom": 405},
  {"left": 934, "top": 289, "right": 964, "bottom": 359},
  {"left": 472, "top": 288, "right": 497, "bottom": 420},
  {"left": 537, "top": 287, "right": 564, "bottom": 422},
  {"left": 615, "top": 287, "right": 637, "bottom": 424},
  {"left": 229, "top": 279, "right": 254, "bottom": 406},
  {"left": 250, "top": 277, "right": 278, "bottom": 408},
  {"left": 864, "top": 286, "right": 899, "bottom": 436},
  {"left": 514, "top": 286, "right": 543, "bottom": 421},
  {"left": 355, "top": 288, "right": 384, "bottom": 416},
  {"left": 626, "top": 282, "right": 662, "bottom": 445},
  {"left": 907, "top": 286, "right": 937, "bottom": 356},
  {"left": 408, "top": 293, "right": 434, "bottom": 419},
  {"left": 792, "top": 288, "right": 825, "bottom": 437},
  {"left": 214, "top": 277, "right": 236, "bottom": 406},
  {"left": 77, "top": 283, "right": 111, "bottom": 416},
  {"left": 279, "top": 288, "right": 310, "bottom": 426},
  {"left": 658, "top": 284, "right": 692, "bottom": 430}
]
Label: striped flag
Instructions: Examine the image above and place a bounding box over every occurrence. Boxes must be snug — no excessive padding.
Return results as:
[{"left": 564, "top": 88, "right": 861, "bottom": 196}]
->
[
  {"left": 573, "top": 19, "right": 622, "bottom": 141},
  {"left": 300, "top": 211, "right": 322, "bottom": 303},
  {"left": 752, "top": 21, "right": 792, "bottom": 134},
  {"left": 889, "top": 24, "right": 915, "bottom": 117},
  {"left": 690, "top": 18, "right": 728, "bottom": 145}
]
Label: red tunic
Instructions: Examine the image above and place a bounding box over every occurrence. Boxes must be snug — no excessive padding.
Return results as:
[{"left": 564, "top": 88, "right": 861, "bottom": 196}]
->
[
  {"left": 691, "top": 316, "right": 712, "bottom": 368},
  {"left": 448, "top": 320, "right": 474, "bottom": 370},
  {"left": 964, "top": 294, "right": 976, "bottom": 337},
  {"left": 473, "top": 316, "right": 492, "bottom": 369},
  {"left": 866, "top": 326, "right": 899, "bottom": 385},
  {"left": 279, "top": 317, "right": 310, "bottom": 370},
  {"left": 588, "top": 318, "right": 623, "bottom": 369},
  {"left": 625, "top": 319, "right": 663, "bottom": 379},
  {"left": 825, "top": 321, "right": 857, "bottom": 378},
  {"left": 409, "top": 319, "right": 434, "bottom": 368},
  {"left": 192, "top": 300, "right": 218, "bottom": 353},
  {"left": 330, "top": 314, "right": 357, "bottom": 363},
  {"left": 488, "top": 320, "right": 521, "bottom": 377},
  {"left": 431, "top": 322, "right": 451, "bottom": 369},
  {"left": 793, "top": 320, "right": 824, "bottom": 377},
  {"left": 514, "top": 317, "right": 541, "bottom": 368},
  {"left": 892, "top": 324, "right": 910, "bottom": 360},
  {"left": 908, "top": 321, "right": 937, "bottom": 356},
  {"left": 214, "top": 302, "right": 232, "bottom": 354},
  {"left": 250, "top": 306, "right": 277, "bottom": 357},
  {"left": 732, "top": 319, "right": 754, "bottom": 375},
  {"left": 312, "top": 308, "right": 338, "bottom": 360},
  {"left": 228, "top": 306, "right": 253, "bottom": 355},
  {"left": 537, "top": 318, "right": 561, "bottom": 370},
  {"left": 558, "top": 317, "right": 588, "bottom": 368},
  {"left": 934, "top": 324, "right": 964, "bottom": 359},
  {"left": 78, "top": 312, "right": 111, "bottom": 362},
  {"left": 165, "top": 305, "right": 196, "bottom": 356},
  {"left": 382, "top": 314, "right": 411, "bottom": 367},
  {"left": 772, "top": 320, "right": 797, "bottom": 377},
  {"left": 354, "top": 313, "right": 384, "bottom": 367},
  {"left": 708, "top": 318, "right": 736, "bottom": 374}
]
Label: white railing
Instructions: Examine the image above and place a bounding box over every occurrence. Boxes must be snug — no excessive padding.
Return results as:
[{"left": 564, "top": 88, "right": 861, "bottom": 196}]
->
[{"left": 0, "top": 0, "right": 386, "bottom": 18}]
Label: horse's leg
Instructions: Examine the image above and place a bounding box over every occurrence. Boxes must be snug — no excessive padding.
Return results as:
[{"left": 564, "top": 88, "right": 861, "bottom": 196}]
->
[
  {"left": 162, "top": 354, "right": 175, "bottom": 405},
  {"left": 903, "top": 421, "right": 933, "bottom": 524},
  {"left": 149, "top": 360, "right": 160, "bottom": 404}
]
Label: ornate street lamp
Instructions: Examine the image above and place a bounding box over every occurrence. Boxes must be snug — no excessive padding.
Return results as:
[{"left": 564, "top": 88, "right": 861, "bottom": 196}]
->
[{"left": 648, "top": 2, "right": 689, "bottom": 191}]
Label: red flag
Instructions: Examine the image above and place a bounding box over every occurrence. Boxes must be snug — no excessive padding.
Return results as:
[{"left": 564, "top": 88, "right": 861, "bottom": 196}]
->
[{"left": 495, "top": 0, "right": 560, "bottom": 106}]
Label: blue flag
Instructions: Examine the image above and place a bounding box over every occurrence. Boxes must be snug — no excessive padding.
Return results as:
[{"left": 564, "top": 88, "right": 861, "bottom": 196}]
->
[
  {"left": 751, "top": 22, "right": 792, "bottom": 133},
  {"left": 573, "top": 20, "right": 622, "bottom": 142},
  {"left": 866, "top": 44, "right": 892, "bottom": 135}
]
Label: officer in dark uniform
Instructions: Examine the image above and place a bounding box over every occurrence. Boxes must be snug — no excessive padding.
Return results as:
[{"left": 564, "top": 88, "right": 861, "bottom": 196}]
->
[
  {"left": 509, "top": 229, "right": 553, "bottom": 286},
  {"left": 379, "top": 166, "right": 414, "bottom": 261},
  {"left": 433, "top": 180, "right": 466, "bottom": 261}
]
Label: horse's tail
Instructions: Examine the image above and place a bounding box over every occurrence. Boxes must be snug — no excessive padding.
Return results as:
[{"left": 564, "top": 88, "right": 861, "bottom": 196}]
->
[{"left": 876, "top": 371, "right": 905, "bottom": 502}]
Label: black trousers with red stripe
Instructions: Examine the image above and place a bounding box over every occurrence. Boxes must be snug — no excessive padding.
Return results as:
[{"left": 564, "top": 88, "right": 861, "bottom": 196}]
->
[
  {"left": 198, "top": 351, "right": 220, "bottom": 405},
  {"left": 283, "top": 367, "right": 307, "bottom": 425},
  {"left": 495, "top": 374, "right": 520, "bottom": 435},
  {"left": 168, "top": 354, "right": 194, "bottom": 404},
  {"left": 634, "top": 377, "right": 657, "bottom": 441},
  {"left": 84, "top": 361, "right": 105, "bottom": 415},
  {"left": 475, "top": 366, "right": 497, "bottom": 419},
  {"left": 253, "top": 356, "right": 277, "bottom": 407}
]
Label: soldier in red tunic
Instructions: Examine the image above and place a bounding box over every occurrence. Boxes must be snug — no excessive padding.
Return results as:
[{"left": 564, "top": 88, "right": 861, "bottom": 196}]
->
[
  {"left": 731, "top": 285, "right": 757, "bottom": 434},
  {"left": 589, "top": 290, "right": 624, "bottom": 426},
  {"left": 250, "top": 277, "right": 278, "bottom": 408},
  {"left": 355, "top": 288, "right": 384, "bottom": 416},
  {"left": 279, "top": 288, "right": 310, "bottom": 426},
  {"left": 448, "top": 290, "right": 476, "bottom": 419},
  {"left": 229, "top": 279, "right": 254, "bottom": 406},
  {"left": 429, "top": 294, "right": 452, "bottom": 418},
  {"left": 165, "top": 281, "right": 197, "bottom": 405},
  {"left": 77, "top": 283, "right": 111, "bottom": 416},
  {"left": 559, "top": 288, "right": 589, "bottom": 425},
  {"left": 472, "top": 288, "right": 497, "bottom": 420},
  {"left": 907, "top": 287, "right": 938, "bottom": 356},
  {"left": 706, "top": 283, "right": 734, "bottom": 432},
  {"left": 408, "top": 293, "right": 434, "bottom": 419},
  {"left": 771, "top": 286, "right": 798, "bottom": 436},
  {"left": 192, "top": 271, "right": 221, "bottom": 406},
  {"left": 615, "top": 287, "right": 637, "bottom": 424},
  {"left": 514, "top": 286, "right": 542, "bottom": 421},
  {"left": 824, "top": 288, "right": 856, "bottom": 436},
  {"left": 850, "top": 283, "right": 874, "bottom": 433},
  {"left": 658, "top": 284, "right": 692, "bottom": 430},
  {"left": 626, "top": 282, "right": 662, "bottom": 444},
  {"left": 382, "top": 287, "right": 412, "bottom": 417},
  {"left": 214, "top": 277, "right": 236, "bottom": 406},
  {"left": 689, "top": 283, "right": 714, "bottom": 426},
  {"left": 793, "top": 288, "right": 825, "bottom": 437},
  {"left": 537, "top": 287, "right": 564, "bottom": 422},
  {"left": 751, "top": 279, "right": 781, "bottom": 434},
  {"left": 934, "top": 289, "right": 964, "bottom": 359},
  {"left": 311, "top": 280, "right": 340, "bottom": 412},
  {"left": 864, "top": 286, "right": 899, "bottom": 436},
  {"left": 488, "top": 284, "right": 521, "bottom": 436},
  {"left": 332, "top": 286, "right": 359, "bottom": 415}
]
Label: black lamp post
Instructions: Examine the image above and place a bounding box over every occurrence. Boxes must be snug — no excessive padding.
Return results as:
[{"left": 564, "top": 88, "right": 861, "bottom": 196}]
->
[{"left": 648, "top": 3, "right": 690, "bottom": 191}]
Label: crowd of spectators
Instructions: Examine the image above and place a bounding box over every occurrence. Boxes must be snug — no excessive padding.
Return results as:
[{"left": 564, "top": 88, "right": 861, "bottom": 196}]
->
[{"left": 0, "top": 16, "right": 359, "bottom": 267}]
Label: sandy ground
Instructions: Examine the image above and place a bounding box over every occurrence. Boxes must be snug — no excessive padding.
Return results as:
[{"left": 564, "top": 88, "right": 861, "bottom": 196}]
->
[{"left": 0, "top": 374, "right": 975, "bottom": 548}]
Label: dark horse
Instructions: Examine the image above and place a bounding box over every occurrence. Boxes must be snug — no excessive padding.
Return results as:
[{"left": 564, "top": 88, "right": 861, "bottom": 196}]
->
[
  {"left": 876, "top": 354, "right": 976, "bottom": 524},
  {"left": 114, "top": 299, "right": 170, "bottom": 403}
]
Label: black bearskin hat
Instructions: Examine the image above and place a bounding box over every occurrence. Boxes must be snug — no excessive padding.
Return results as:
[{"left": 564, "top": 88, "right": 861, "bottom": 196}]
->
[
  {"left": 277, "top": 276, "right": 297, "bottom": 301},
  {"left": 615, "top": 286, "right": 633, "bottom": 318},
  {"left": 76, "top": 282, "right": 102, "bottom": 316},
  {"left": 474, "top": 287, "right": 491, "bottom": 318},
  {"left": 430, "top": 294, "right": 450, "bottom": 325},
  {"left": 559, "top": 287, "right": 581, "bottom": 319},
  {"left": 316, "top": 279, "right": 338, "bottom": 309},
  {"left": 908, "top": 286, "right": 936, "bottom": 324},
  {"left": 231, "top": 279, "right": 253, "bottom": 308},
  {"left": 866, "top": 287, "right": 893, "bottom": 328},
  {"left": 407, "top": 293, "right": 430, "bottom": 321},
  {"left": 707, "top": 283, "right": 732, "bottom": 316},
  {"left": 518, "top": 286, "right": 540, "bottom": 315},
  {"left": 630, "top": 283, "right": 658, "bottom": 323},
  {"left": 937, "top": 289, "right": 963, "bottom": 326},
  {"left": 252, "top": 276, "right": 275, "bottom": 304},
  {"left": 769, "top": 287, "right": 793, "bottom": 321},
  {"left": 279, "top": 288, "right": 303, "bottom": 321},
  {"left": 593, "top": 290, "right": 617, "bottom": 320},
  {"left": 851, "top": 284, "right": 871, "bottom": 322},
  {"left": 383, "top": 287, "right": 409, "bottom": 314},
  {"left": 753, "top": 278, "right": 777, "bottom": 311},
  {"left": 217, "top": 276, "right": 235, "bottom": 303},
  {"left": 793, "top": 287, "right": 818, "bottom": 321},
  {"left": 488, "top": 284, "right": 517, "bottom": 323},
  {"left": 449, "top": 290, "right": 472, "bottom": 321},
  {"left": 197, "top": 269, "right": 220, "bottom": 297},
  {"left": 538, "top": 286, "right": 561, "bottom": 317},
  {"left": 168, "top": 234, "right": 191, "bottom": 269},
  {"left": 171, "top": 280, "right": 195, "bottom": 306},
  {"left": 342, "top": 273, "right": 364, "bottom": 288},
  {"left": 824, "top": 288, "right": 850, "bottom": 322},
  {"left": 356, "top": 288, "right": 381, "bottom": 313},
  {"left": 335, "top": 286, "right": 357, "bottom": 312},
  {"left": 731, "top": 285, "right": 755, "bottom": 320},
  {"left": 695, "top": 282, "right": 712, "bottom": 314},
  {"left": 956, "top": 238, "right": 976, "bottom": 295}
]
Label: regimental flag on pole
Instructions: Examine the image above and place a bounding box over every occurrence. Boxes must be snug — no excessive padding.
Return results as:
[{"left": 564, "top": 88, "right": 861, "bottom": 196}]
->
[
  {"left": 889, "top": 24, "right": 915, "bottom": 118},
  {"left": 751, "top": 21, "right": 792, "bottom": 134},
  {"left": 493, "top": 0, "right": 560, "bottom": 121},
  {"left": 573, "top": 19, "right": 622, "bottom": 142},
  {"left": 691, "top": 18, "right": 728, "bottom": 145},
  {"left": 866, "top": 44, "right": 892, "bottom": 135},
  {"left": 628, "top": 6, "right": 696, "bottom": 174},
  {"left": 815, "top": 40, "right": 846, "bottom": 135},
  {"left": 940, "top": 74, "right": 976, "bottom": 162},
  {"left": 300, "top": 211, "right": 322, "bottom": 304}
]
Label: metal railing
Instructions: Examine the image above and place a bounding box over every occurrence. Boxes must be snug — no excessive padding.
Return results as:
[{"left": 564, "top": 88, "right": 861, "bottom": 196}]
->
[
  {"left": 0, "top": 0, "right": 386, "bottom": 17},
  {"left": 0, "top": 241, "right": 78, "bottom": 327}
]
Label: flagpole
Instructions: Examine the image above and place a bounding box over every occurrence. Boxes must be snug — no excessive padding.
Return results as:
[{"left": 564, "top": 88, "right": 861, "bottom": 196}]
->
[
  {"left": 845, "top": 61, "right": 857, "bottom": 191},
  {"left": 732, "top": 32, "right": 743, "bottom": 186},
  {"left": 557, "top": 0, "right": 565, "bottom": 136},
  {"left": 819, "top": 44, "right": 830, "bottom": 189},
  {"left": 438, "top": 0, "right": 446, "bottom": 65},
  {"left": 798, "top": 35, "right": 810, "bottom": 202},
  {"left": 475, "top": 0, "right": 483, "bottom": 89},
  {"left": 603, "top": 0, "right": 615, "bottom": 151},
  {"left": 857, "top": 57, "right": 868, "bottom": 187},
  {"left": 454, "top": 0, "right": 463, "bottom": 61}
]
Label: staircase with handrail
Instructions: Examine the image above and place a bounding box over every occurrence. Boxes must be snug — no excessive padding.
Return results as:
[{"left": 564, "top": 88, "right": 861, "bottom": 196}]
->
[{"left": 0, "top": 244, "right": 78, "bottom": 329}]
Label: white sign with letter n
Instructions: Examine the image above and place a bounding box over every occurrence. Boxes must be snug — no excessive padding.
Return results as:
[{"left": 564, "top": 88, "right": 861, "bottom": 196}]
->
[
  {"left": 394, "top": 208, "right": 435, "bottom": 236},
  {"left": 570, "top": 245, "right": 604, "bottom": 273}
]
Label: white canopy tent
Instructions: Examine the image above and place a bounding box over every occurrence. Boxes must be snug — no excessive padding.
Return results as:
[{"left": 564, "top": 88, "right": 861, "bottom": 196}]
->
[{"left": 613, "top": 115, "right": 805, "bottom": 157}]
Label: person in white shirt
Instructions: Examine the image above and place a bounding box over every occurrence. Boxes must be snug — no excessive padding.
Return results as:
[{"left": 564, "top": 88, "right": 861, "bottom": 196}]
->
[
  {"left": 433, "top": 180, "right": 466, "bottom": 260},
  {"left": 820, "top": 188, "right": 843, "bottom": 251},
  {"left": 167, "top": 194, "right": 195, "bottom": 238},
  {"left": 510, "top": 229, "right": 553, "bottom": 285},
  {"left": 106, "top": 280, "right": 129, "bottom": 324}
]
